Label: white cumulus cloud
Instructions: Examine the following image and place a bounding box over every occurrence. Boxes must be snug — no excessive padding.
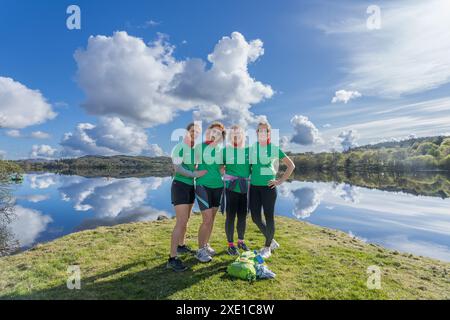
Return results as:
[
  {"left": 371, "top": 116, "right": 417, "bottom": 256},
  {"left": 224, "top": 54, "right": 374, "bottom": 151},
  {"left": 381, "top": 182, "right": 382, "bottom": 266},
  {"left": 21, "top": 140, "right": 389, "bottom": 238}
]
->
[
  {"left": 0, "top": 77, "right": 56, "bottom": 129},
  {"left": 333, "top": 183, "right": 361, "bottom": 203},
  {"left": 61, "top": 117, "right": 159, "bottom": 157},
  {"left": 290, "top": 115, "right": 321, "bottom": 145},
  {"left": 193, "top": 105, "right": 224, "bottom": 122},
  {"left": 8, "top": 206, "right": 52, "bottom": 247},
  {"left": 331, "top": 90, "right": 361, "bottom": 104},
  {"left": 59, "top": 176, "right": 164, "bottom": 218},
  {"left": 146, "top": 143, "right": 165, "bottom": 157},
  {"left": 280, "top": 135, "right": 290, "bottom": 150},
  {"left": 172, "top": 32, "right": 273, "bottom": 126},
  {"left": 29, "top": 173, "right": 58, "bottom": 189},
  {"left": 278, "top": 183, "right": 324, "bottom": 219},
  {"left": 30, "top": 144, "right": 57, "bottom": 159},
  {"left": 74, "top": 31, "right": 273, "bottom": 128},
  {"left": 338, "top": 130, "right": 359, "bottom": 151},
  {"left": 74, "top": 32, "right": 185, "bottom": 127}
]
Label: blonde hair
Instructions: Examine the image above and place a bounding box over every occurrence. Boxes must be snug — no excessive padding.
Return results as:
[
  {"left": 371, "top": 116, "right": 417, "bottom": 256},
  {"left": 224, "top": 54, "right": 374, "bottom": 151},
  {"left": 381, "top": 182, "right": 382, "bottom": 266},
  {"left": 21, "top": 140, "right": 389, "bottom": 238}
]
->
[
  {"left": 208, "top": 121, "right": 225, "bottom": 130},
  {"left": 208, "top": 121, "right": 226, "bottom": 139},
  {"left": 257, "top": 121, "right": 271, "bottom": 132},
  {"left": 228, "top": 124, "right": 244, "bottom": 139},
  {"left": 230, "top": 124, "right": 243, "bottom": 132}
]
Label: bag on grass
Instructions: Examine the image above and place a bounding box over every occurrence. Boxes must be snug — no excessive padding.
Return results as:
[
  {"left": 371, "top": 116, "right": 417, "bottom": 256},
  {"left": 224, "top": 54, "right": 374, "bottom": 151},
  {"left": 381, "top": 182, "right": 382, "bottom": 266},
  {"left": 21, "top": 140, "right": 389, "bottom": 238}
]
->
[
  {"left": 255, "top": 264, "right": 276, "bottom": 279},
  {"left": 238, "top": 251, "right": 256, "bottom": 262},
  {"left": 227, "top": 261, "right": 257, "bottom": 281}
]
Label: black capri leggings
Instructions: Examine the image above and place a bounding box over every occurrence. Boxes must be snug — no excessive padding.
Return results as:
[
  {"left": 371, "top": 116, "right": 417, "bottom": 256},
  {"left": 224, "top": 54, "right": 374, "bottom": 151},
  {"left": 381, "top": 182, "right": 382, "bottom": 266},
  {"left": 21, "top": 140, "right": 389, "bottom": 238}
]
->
[
  {"left": 225, "top": 190, "right": 248, "bottom": 243},
  {"left": 249, "top": 185, "right": 277, "bottom": 247}
]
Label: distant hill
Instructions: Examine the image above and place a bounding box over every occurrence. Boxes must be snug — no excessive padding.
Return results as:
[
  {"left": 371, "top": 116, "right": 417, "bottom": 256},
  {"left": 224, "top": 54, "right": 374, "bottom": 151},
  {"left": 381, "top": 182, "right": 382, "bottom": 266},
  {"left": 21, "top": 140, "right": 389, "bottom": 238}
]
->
[
  {"left": 353, "top": 135, "right": 449, "bottom": 151},
  {"left": 292, "top": 135, "right": 450, "bottom": 172},
  {"left": 12, "top": 135, "right": 450, "bottom": 176},
  {"left": 15, "top": 155, "right": 173, "bottom": 177}
]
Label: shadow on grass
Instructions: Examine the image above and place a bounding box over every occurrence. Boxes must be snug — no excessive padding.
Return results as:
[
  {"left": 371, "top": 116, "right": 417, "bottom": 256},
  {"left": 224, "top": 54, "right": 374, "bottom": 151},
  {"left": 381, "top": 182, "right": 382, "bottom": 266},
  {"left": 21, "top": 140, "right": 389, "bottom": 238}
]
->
[{"left": 3, "top": 256, "right": 232, "bottom": 300}]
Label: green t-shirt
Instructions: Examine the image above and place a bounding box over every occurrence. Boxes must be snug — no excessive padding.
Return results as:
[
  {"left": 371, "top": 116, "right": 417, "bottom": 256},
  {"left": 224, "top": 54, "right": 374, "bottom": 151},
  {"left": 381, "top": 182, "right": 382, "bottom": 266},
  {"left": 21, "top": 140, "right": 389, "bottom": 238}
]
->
[
  {"left": 223, "top": 146, "right": 251, "bottom": 192},
  {"left": 171, "top": 142, "right": 196, "bottom": 185},
  {"left": 195, "top": 142, "right": 224, "bottom": 188},
  {"left": 250, "top": 143, "right": 286, "bottom": 186}
]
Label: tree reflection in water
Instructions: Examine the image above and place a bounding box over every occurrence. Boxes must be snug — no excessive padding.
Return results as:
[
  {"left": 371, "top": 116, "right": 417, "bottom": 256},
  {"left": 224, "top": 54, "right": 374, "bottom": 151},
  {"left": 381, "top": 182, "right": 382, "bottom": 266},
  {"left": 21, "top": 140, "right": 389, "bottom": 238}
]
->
[
  {"left": 0, "top": 179, "right": 18, "bottom": 256},
  {"left": 292, "top": 170, "right": 450, "bottom": 199}
]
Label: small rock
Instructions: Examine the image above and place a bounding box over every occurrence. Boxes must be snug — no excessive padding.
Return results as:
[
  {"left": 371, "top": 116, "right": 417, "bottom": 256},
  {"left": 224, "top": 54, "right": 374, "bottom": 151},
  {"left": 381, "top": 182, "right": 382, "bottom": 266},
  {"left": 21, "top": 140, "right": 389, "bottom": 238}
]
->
[
  {"left": 418, "top": 286, "right": 427, "bottom": 291},
  {"left": 157, "top": 215, "right": 168, "bottom": 221}
]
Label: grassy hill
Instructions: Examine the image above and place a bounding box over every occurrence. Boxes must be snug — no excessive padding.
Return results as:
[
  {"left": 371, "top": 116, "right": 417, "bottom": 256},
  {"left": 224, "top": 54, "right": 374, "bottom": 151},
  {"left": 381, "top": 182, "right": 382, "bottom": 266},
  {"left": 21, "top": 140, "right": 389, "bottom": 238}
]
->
[{"left": 1, "top": 214, "right": 449, "bottom": 300}]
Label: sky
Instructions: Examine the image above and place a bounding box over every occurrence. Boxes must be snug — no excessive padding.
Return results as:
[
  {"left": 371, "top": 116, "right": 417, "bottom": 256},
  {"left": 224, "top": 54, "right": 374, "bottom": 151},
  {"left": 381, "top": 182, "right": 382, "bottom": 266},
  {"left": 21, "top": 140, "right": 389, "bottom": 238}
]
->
[{"left": 1, "top": 0, "right": 450, "bottom": 159}]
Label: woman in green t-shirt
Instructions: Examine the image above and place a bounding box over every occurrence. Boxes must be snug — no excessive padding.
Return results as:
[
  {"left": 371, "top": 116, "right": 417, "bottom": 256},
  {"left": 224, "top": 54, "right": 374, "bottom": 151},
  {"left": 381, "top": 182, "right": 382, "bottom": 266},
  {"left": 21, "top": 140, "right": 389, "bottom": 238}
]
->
[
  {"left": 167, "top": 122, "right": 207, "bottom": 272},
  {"left": 223, "top": 125, "right": 251, "bottom": 256},
  {"left": 194, "top": 122, "right": 226, "bottom": 263},
  {"left": 249, "top": 121, "right": 295, "bottom": 259}
]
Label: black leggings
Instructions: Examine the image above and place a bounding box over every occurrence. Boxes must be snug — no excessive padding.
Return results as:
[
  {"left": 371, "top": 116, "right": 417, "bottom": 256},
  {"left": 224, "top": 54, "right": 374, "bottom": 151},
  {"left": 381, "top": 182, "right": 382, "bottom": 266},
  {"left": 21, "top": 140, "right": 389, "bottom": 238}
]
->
[
  {"left": 249, "top": 185, "right": 277, "bottom": 247},
  {"left": 225, "top": 190, "right": 248, "bottom": 243}
]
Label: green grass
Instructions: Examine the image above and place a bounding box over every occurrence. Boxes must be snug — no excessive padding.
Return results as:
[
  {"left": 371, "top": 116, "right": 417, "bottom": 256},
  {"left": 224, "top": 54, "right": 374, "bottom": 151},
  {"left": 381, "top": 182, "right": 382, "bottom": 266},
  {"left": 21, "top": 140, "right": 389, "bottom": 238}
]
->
[{"left": 1, "top": 214, "right": 449, "bottom": 300}]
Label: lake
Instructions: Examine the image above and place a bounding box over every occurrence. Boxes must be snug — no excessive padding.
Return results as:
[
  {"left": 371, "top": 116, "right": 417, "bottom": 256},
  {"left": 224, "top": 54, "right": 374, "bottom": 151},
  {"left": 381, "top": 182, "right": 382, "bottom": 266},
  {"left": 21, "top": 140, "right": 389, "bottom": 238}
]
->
[{"left": 2, "top": 172, "right": 450, "bottom": 261}]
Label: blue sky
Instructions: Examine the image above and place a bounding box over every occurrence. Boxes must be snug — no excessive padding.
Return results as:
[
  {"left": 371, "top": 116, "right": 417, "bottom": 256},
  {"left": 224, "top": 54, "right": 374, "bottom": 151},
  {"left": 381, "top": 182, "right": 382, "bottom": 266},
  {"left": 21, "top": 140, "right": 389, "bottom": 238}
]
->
[{"left": 1, "top": 0, "right": 450, "bottom": 159}]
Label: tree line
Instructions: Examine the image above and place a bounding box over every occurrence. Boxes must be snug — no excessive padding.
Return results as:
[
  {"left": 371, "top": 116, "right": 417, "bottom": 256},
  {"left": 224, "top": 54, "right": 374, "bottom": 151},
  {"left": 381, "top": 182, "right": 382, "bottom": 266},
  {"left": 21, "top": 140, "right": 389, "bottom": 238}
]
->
[{"left": 290, "top": 136, "right": 450, "bottom": 173}]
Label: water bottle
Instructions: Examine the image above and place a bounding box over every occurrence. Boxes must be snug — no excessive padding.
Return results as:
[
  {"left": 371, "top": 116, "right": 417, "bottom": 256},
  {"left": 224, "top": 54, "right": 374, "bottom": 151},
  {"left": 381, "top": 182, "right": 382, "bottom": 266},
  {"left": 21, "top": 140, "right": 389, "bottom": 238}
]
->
[{"left": 253, "top": 250, "right": 264, "bottom": 264}]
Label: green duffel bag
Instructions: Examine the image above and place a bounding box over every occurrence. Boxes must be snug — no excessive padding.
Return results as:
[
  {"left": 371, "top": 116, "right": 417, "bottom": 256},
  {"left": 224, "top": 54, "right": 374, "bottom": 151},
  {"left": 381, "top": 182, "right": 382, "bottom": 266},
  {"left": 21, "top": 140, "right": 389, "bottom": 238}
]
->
[
  {"left": 238, "top": 251, "right": 256, "bottom": 262},
  {"left": 227, "top": 261, "right": 257, "bottom": 282}
]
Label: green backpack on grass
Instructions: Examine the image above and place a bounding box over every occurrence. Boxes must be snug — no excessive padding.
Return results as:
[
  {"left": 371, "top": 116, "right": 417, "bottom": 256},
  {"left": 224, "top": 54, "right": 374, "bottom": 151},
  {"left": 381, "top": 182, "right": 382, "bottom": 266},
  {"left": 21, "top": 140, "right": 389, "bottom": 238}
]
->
[{"left": 227, "top": 251, "right": 257, "bottom": 281}]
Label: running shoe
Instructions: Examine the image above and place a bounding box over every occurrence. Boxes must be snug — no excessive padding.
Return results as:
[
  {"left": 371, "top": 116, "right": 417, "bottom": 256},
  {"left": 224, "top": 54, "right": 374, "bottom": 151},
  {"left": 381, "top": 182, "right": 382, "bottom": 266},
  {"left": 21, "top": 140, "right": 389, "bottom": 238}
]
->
[
  {"left": 177, "top": 245, "right": 195, "bottom": 255},
  {"left": 237, "top": 242, "right": 250, "bottom": 252},
  {"left": 270, "top": 239, "right": 280, "bottom": 251},
  {"left": 166, "top": 257, "right": 188, "bottom": 272},
  {"left": 259, "top": 247, "right": 272, "bottom": 259},
  {"left": 196, "top": 247, "right": 213, "bottom": 263},
  {"left": 206, "top": 243, "right": 216, "bottom": 256},
  {"left": 227, "top": 246, "right": 239, "bottom": 256}
]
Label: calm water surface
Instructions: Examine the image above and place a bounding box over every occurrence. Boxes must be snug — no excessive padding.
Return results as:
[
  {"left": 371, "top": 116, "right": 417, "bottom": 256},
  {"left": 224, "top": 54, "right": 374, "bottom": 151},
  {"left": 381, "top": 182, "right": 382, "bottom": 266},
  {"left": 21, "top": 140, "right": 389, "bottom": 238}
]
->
[{"left": 2, "top": 173, "right": 450, "bottom": 261}]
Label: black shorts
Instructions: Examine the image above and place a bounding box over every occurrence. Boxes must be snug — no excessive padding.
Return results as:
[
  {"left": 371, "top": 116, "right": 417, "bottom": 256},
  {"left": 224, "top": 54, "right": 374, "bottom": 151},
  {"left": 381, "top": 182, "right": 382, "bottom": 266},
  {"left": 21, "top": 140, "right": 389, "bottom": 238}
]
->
[
  {"left": 171, "top": 180, "right": 195, "bottom": 206},
  {"left": 195, "top": 185, "right": 223, "bottom": 211}
]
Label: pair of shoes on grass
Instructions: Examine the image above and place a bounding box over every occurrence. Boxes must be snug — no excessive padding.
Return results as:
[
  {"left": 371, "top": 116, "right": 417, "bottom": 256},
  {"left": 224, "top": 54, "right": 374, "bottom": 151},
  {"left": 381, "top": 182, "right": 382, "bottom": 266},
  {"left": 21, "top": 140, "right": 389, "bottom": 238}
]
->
[
  {"left": 168, "top": 241, "right": 279, "bottom": 272},
  {"left": 227, "top": 241, "right": 250, "bottom": 256}
]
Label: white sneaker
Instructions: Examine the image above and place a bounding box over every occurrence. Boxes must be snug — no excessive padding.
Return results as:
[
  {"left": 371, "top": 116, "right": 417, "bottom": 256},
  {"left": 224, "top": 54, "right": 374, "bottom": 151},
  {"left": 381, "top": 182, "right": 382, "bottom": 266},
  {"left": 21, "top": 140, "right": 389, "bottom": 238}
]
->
[
  {"left": 196, "top": 247, "right": 212, "bottom": 263},
  {"left": 259, "top": 247, "right": 272, "bottom": 259},
  {"left": 270, "top": 239, "right": 280, "bottom": 251},
  {"left": 206, "top": 243, "right": 216, "bottom": 256}
]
